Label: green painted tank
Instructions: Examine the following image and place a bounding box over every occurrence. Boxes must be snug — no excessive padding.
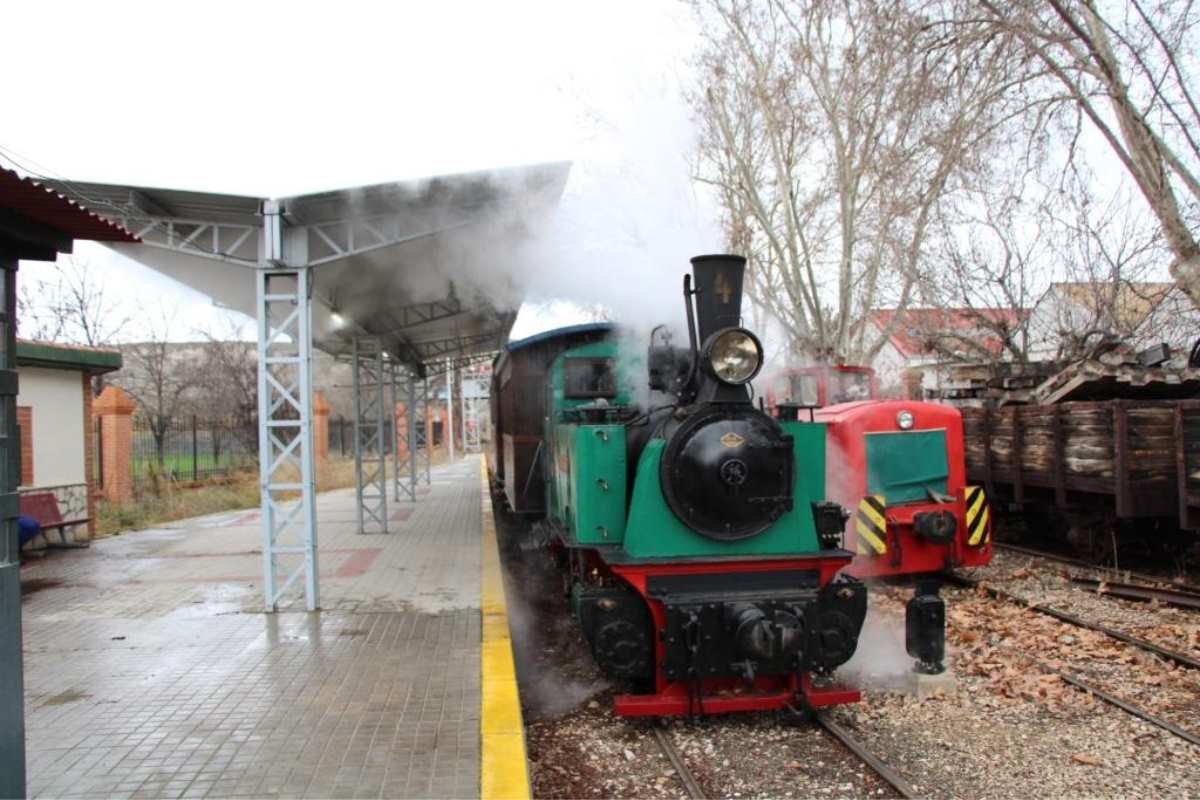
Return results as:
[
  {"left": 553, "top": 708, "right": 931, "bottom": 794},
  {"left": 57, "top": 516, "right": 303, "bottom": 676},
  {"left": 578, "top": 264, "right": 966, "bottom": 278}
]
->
[{"left": 543, "top": 338, "right": 830, "bottom": 561}]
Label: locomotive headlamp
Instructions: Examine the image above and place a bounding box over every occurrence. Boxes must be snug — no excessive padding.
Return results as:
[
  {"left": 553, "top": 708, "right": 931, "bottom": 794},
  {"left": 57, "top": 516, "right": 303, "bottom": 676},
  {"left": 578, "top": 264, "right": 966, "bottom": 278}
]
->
[
  {"left": 706, "top": 328, "right": 763, "bottom": 384},
  {"left": 896, "top": 409, "right": 915, "bottom": 430}
]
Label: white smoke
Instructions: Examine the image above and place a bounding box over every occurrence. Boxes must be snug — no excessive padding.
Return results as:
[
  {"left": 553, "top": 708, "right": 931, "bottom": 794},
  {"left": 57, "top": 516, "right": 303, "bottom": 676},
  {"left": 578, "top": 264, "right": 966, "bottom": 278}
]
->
[{"left": 836, "top": 605, "right": 915, "bottom": 690}]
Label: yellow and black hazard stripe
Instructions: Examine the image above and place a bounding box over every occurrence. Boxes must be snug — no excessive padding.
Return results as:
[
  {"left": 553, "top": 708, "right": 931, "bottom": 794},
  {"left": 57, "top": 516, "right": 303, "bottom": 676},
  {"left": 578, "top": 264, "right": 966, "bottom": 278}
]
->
[
  {"left": 964, "top": 485, "right": 990, "bottom": 546},
  {"left": 855, "top": 495, "right": 887, "bottom": 556}
]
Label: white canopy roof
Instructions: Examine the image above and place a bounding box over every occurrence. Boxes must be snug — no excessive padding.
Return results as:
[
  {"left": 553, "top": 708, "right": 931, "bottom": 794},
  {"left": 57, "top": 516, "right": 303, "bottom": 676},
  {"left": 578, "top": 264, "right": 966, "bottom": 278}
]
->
[{"left": 53, "top": 162, "right": 570, "bottom": 372}]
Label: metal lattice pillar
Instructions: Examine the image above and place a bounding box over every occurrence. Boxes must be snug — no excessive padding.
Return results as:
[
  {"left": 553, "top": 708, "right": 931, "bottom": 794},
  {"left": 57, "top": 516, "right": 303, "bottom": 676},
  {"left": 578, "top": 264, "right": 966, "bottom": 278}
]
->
[
  {"left": 255, "top": 203, "right": 319, "bottom": 612},
  {"left": 465, "top": 396, "right": 482, "bottom": 452},
  {"left": 406, "top": 371, "right": 419, "bottom": 496},
  {"left": 352, "top": 336, "right": 388, "bottom": 533},
  {"left": 446, "top": 363, "right": 456, "bottom": 461}
]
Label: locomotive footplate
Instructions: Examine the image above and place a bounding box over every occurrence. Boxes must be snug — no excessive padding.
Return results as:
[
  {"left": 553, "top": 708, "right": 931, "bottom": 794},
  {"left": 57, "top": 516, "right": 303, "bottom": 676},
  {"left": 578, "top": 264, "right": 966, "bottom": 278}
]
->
[{"left": 648, "top": 570, "right": 867, "bottom": 684}]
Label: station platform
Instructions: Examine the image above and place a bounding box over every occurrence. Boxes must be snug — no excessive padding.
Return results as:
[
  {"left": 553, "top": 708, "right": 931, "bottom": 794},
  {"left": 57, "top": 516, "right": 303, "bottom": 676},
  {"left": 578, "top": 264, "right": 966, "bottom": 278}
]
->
[{"left": 18, "top": 455, "right": 520, "bottom": 799}]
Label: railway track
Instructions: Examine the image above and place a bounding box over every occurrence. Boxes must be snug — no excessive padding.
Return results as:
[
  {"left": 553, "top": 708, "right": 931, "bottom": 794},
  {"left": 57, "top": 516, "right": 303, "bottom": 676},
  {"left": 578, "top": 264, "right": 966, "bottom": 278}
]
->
[
  {"left": 651, "top": 726, "right": 707, "bottom": 800},
  {"left": 817, "top": 714, "right": 918, "bottom": 799},
  {"left": 995, "top": 542, "right": 1200, "bottom": 595},
  {"left": 651, "top": 715, "right": 918, "bottom": 799},
  {"left": 944, "top": 572, "right": 1200, "bottom": 671},
  {"left": 1069, "top": 576, "right": 1200, "bottom": 611},
  {"left": 945, "top": 573, "right": 1200, "bottom": 749},
  {"left": 1015, "top": 650, "right": 1200, "bottom": 748},
  {"left": 950, "top": 573, "right": 1195, "bottom": 671}
]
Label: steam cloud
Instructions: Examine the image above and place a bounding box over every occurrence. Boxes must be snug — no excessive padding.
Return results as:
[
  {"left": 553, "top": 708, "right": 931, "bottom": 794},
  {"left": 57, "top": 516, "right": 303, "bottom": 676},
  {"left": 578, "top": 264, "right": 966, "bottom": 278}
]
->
[{"left": 836, "top": 606, "right": 916, "bottom": 690}]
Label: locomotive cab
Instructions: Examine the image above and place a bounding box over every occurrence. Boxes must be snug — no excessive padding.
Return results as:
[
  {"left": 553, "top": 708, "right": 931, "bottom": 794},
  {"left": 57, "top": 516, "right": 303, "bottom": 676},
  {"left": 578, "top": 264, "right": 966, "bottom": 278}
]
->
[{"left": 764, "top": 363, "right": 879, "bottom": 410}]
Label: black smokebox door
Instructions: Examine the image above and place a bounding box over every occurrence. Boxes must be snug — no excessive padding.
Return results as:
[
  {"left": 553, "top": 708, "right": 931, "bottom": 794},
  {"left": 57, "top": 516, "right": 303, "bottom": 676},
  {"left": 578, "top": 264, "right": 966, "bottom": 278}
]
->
[{"left": 690, "top": 254, "right": 746, "bottom": 343}]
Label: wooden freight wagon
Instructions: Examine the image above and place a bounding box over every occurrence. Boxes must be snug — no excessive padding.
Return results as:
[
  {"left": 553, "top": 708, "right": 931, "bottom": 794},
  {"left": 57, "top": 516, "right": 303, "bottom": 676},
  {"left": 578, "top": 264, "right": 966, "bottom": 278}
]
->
[
  {"left": 1175, "top": 401, "right": 1200, "bottom": 530},
  {"left": 961, "top": 400, "right": 1200, "bottom": 525},
  {"left": 490, "top": 322, "right": 614, "bottom": 514}
]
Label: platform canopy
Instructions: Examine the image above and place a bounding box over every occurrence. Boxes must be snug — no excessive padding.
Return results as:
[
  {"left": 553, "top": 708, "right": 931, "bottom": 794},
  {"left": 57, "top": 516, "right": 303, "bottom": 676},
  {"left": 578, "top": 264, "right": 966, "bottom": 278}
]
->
[{"left": 51, "top": 161, "right": 570, "bottom": 372}]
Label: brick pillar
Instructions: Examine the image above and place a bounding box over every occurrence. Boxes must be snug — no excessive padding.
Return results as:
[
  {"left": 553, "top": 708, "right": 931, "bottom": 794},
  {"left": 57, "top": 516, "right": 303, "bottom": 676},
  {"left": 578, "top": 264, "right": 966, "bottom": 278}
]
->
[
  {"left": 93, "top": 386, "right": 136, "bottom": 504},
  {"left": 439, "top": 403, "right": 450, "bottom": 456},
  {"left": 395, "top": 402, "right": 409, "bottom": 460},
  {"left": 312, "top": 392, "right": 330, "bottom": 488},
  {"left": 82, "top": 375, "right": 96, "bottom": 537}
]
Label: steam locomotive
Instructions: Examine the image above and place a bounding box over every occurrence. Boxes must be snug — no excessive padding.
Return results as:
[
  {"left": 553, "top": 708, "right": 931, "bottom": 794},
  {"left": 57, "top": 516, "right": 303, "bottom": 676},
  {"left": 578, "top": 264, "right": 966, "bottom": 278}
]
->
[{"left": 490, "top": 254, "right": 987, "bottom": 716}]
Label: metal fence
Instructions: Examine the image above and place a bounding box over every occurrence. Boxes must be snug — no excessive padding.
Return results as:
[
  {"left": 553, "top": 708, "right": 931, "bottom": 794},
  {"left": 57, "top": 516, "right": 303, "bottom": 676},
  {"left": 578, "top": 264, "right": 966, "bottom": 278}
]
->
[
  {"left": 326, "top": 414, "right": 451, "bottom": 457},
  {"left": 128, "top": 414, "right": 258, "bottom": 485}
]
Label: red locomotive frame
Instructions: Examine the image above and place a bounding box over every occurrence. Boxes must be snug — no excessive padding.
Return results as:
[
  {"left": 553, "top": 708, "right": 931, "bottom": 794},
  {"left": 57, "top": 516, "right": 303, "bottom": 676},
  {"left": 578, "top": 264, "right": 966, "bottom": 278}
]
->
[{"left": 610, "top": 555, "right": 861, "bottom": 717}]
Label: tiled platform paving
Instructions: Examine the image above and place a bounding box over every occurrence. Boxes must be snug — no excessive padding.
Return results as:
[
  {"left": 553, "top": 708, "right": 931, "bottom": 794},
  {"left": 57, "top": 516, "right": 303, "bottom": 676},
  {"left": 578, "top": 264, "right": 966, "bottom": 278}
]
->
[{"left": 19, "top": 457, "right": 485, "bottom": 799}]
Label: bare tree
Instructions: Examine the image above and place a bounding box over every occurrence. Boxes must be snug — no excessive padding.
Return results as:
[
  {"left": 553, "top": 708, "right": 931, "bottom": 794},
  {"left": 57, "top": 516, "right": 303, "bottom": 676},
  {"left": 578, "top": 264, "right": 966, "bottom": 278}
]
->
[
  {"left": 691, "top": 0, "right": 1018, "bottom": 362},
  {"left": 117, "top": 306, "right": 197, "bottom": 465},
  {"left": 925, "top": 168, "right": 1165, "bottom": 363},
  {"left": 196, "top": 320, "right": 259, "bottom": 454},
  {"left": 16, "top": 256, "right": 130, "bottom": 347},
  {"left": 17, "top": 270, "right": 65, "bottom": 342},
  {"left": 923, "top": 175, "right": 1045, "bottom": 364},
  {"left": 1035, "top": 179, "right": 1166, "bottom": 359},
  {"left": 973, "top": 0, "right": 1200, "bottom": 306}
]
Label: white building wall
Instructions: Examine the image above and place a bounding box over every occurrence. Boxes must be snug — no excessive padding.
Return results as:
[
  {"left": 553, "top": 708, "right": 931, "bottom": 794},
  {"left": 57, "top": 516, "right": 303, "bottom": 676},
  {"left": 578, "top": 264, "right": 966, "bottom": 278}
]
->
[
  {"left": 869, "top": 341, "right": 908, "bottom": 395},
  {"left": 1133, "top": 287, "right": 1200, "bottom": 352},
  {"left": 17, "top": 366, "right": 85, "bottom": 488}
]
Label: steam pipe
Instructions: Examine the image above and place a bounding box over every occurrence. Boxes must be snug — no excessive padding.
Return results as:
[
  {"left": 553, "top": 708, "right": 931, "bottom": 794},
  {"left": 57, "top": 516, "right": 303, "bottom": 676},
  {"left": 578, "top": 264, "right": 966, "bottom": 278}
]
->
[{"left": 682, "top": 274, "right": 699, "bottom": 397}]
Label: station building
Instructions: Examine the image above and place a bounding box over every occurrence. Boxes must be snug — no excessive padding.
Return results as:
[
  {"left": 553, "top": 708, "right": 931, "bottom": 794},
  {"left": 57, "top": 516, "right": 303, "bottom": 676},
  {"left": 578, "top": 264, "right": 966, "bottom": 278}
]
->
[{"left": 16, "top": 340, "right": 121, "bottom": 548}]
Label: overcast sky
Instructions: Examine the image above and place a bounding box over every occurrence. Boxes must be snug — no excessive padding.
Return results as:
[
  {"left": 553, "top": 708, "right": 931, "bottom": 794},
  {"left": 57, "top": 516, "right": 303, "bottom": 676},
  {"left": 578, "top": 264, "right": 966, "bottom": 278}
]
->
[{"left": 5, "top": 0, "right": 716, "bottom": 342}]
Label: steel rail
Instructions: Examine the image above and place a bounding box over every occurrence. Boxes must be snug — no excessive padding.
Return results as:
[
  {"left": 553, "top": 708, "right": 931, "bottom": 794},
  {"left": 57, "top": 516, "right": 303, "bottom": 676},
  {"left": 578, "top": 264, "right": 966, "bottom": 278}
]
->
[
  {"left": 1027, "top": 656, "right": 1200, "bottom": 748},
  {"left": 944, "top": 573, "right": 1200, "bottom": 671},
  {"left": 1069, "top": 576, "right": 1200, "bottom": 611},
  {"left": 982, "top": 633, "right": 1200, "bottom": 749},
  {"left": 817, "top": 715, "right": 918, "bottom": 799},
  {"left": 943, "top": 576, "right": 1200, "bottom": 748},
  {"left": 652, "top": 726, "right": 707, "bottom": 800},
  {"left": 995, "top": 542, "right": 1199, "bottom": 595}
]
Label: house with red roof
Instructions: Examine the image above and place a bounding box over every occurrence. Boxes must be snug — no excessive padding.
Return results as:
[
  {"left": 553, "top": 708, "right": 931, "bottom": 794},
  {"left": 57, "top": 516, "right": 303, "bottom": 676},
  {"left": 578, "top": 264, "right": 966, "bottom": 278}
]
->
[{"left": 866, "top": 307, "right": 1024, "bottom": 395}]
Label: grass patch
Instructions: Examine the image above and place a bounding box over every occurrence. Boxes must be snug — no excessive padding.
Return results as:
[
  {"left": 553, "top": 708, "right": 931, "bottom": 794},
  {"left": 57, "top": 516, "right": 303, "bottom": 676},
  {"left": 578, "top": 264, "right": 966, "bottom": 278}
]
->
[{"left": 97, "top": 457, "right": 362, "bottom": 537}]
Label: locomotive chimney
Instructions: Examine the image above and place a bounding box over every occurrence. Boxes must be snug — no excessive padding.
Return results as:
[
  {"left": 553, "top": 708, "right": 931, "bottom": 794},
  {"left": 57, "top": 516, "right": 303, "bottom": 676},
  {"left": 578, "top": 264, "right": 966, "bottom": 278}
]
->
[{"left": 690, "top": 254, "right": 746, "bottom": 343}]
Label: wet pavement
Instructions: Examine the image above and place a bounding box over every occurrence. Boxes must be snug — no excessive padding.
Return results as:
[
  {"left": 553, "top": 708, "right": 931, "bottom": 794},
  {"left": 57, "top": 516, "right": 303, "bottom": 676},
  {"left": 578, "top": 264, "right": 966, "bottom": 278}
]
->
[{"left": 19, "top": 457, "right": 484, "bottom": 799}]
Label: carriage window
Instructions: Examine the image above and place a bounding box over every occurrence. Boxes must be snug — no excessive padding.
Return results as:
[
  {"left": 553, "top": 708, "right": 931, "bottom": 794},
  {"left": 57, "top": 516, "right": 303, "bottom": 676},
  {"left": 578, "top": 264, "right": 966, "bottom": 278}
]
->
[
  {"left": 788, "top": 374, "right": 820, "bottom": 406},
  {"left": 833, "top": 372, "right": 871, "bottom": 403},
  {"left": 564, "top": 358, "right": 617, "bottom": 399}
]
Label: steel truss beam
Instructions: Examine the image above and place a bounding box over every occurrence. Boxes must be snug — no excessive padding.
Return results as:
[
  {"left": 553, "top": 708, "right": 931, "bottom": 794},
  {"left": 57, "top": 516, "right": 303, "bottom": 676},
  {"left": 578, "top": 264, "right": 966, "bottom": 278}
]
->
[
  {"left": 423, "top": 351, "right": 499, "bottom": 377},
  {"left": 104, "top": 212, "right": 474, "bottom": 270},
  {"left": 256, "top": 215, "right": 319, "bottom": 610},
  {"left": 406, "top": 330, "right": 504, "bottom": 362},
  {"left": 352, "top": 336, "right": 389, "bottom": 534},
  {"left": 377, "top": 297, "right": 464, "bottom": 334},
  {"left": 120, "top": 215, "right": 260, "bottom": 265},
  {"left": 306, "top": 216, "right": 471, "bottom": 266}
]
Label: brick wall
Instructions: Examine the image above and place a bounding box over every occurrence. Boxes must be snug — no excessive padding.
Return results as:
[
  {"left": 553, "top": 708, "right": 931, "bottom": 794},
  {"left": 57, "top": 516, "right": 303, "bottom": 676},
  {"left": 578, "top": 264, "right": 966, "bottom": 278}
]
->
[{"left": 17, "top": 405, "right": 32, "bottom": 487}]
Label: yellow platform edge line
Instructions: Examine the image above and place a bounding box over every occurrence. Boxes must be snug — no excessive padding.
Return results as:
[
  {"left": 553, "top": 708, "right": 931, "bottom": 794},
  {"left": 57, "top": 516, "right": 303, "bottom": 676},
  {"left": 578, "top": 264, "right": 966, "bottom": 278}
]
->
[{"left": 479, "top": 459, "right": 532, "bottom": 800}]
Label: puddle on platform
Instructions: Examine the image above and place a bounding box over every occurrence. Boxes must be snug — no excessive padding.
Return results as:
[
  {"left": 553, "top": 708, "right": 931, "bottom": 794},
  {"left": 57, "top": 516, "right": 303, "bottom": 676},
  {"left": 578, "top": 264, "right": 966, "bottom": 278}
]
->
[
  {"left": 20, "top": 578, "right": 64, "bottom": 597},
  {"left": 164, "top": 584, "right": 255, "bottom": 620},
  {"left": 40, "top": 689, "right": 91, "bottom": 707}
]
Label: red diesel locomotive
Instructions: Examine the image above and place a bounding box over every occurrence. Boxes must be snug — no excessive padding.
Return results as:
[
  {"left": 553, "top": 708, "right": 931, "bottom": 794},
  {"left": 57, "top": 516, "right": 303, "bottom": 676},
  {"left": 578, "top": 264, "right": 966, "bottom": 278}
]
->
[{"left": 765, "top": 364, "right": 993, "bottom": 672}]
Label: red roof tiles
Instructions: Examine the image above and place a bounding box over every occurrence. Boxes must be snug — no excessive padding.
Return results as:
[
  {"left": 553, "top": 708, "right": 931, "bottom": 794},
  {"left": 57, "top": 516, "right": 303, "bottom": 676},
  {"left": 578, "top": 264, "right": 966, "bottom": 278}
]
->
[{"left": 0, "top": 166, "right": 137, "bottom": 243}]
